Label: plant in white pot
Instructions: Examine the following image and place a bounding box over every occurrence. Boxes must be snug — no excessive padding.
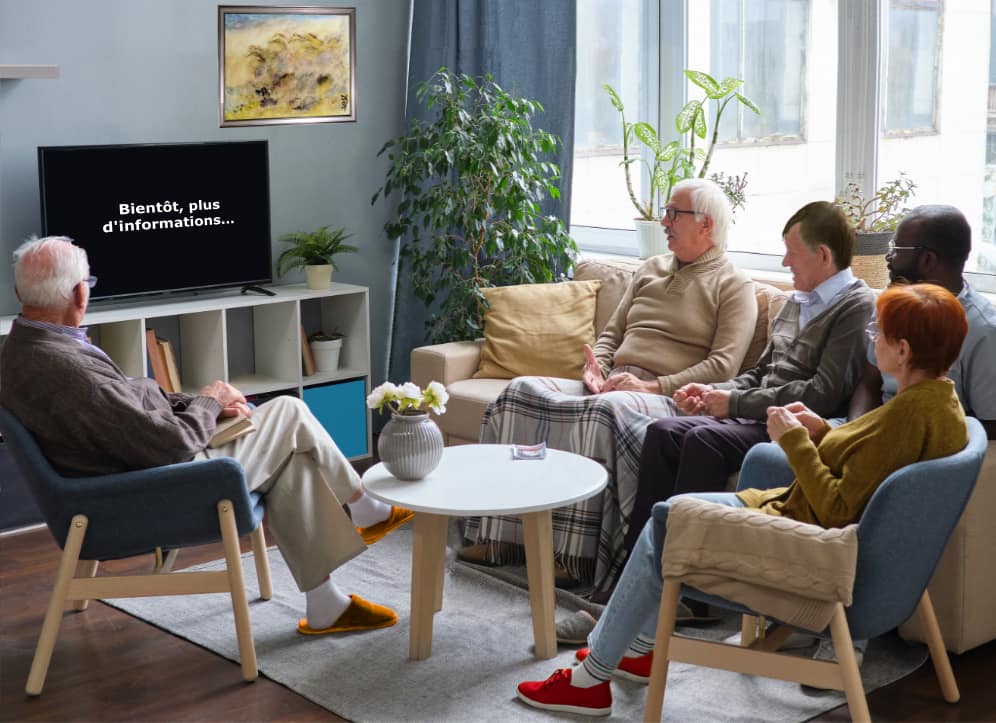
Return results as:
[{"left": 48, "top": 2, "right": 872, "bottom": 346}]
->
[
  {"left": 308, "top": 331, "right": 344, "bottom": 373},
  {"left": 276, "top": 225, "right": 358, "bottom": 290},
  {"left": 835, "top": 173, "right": 917, "bottom": 288},
  {"left": 606, "top": 70, "right": 758, "bottom": 258}
]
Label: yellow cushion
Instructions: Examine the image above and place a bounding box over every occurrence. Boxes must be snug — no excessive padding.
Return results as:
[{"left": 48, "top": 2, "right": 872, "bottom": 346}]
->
[{"left": 473, "top": 280, "right": 602, "bottom": 380}]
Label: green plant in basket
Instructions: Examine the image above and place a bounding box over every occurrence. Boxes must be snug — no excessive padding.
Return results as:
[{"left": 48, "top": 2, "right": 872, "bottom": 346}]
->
[{"left": 835, "top": 174, "right": 918, "bottom": 233}]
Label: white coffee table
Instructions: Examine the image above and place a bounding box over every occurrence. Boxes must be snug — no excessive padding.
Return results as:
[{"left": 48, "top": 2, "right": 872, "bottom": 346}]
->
[{"left": 362, "top": 444, "right": 607, "bottom": 660}]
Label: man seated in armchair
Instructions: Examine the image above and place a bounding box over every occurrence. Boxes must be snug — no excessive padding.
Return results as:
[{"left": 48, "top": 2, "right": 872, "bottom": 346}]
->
[{"left": 1, "top": 236, "right": 411, "bottom": 636}]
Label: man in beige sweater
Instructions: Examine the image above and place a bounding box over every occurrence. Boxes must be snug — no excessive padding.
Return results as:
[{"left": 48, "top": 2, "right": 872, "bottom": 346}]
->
[{"left": 462, "top": 178, "right": 758, "bottom": 593}]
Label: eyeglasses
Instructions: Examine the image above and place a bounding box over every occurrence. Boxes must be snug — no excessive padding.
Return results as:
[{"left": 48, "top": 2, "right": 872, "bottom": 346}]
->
[
  {"left": 659, "top": 206, "right": 699, "bottom": 222},
  {"left": 886, "top": 239, "right": 924, "bottom": 254},
  {"left": 865, "top": 321, "right": 880, "bottom": 342},
  {"left": 83, "top": 275, "right": 97, "bottom": 289}
]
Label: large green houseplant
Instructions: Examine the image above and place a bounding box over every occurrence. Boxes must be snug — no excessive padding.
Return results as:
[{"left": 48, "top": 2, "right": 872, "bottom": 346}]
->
[
  {"left": 372, "top": 68, "right": 577, "bottom": 343},
  {"left": 607, "top": 70, "right": 758, "bottom": 257},
  {"left": 276, "top": 225, "right": 358, "bottom": 290}
]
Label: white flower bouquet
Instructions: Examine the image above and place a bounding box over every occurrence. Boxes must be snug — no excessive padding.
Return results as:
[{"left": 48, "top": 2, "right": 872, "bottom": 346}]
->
[{"left": 366, "top": 380, "right": 448, "bottom": 416}]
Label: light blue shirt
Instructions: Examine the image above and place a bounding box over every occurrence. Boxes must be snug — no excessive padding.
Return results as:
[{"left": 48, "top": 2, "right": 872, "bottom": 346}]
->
[
  {"left": 14, "top": 316, "right": 112, "bottom": 363},
  {"left": 791, "top": 267, "right": 858, "bottom": 330},
  {"left": 866, "top": 279, "right": 996, "bottom": 419}
]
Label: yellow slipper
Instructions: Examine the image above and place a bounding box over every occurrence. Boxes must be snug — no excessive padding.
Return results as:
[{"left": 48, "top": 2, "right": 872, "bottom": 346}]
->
[
  {"left": 357, "top": 506, "right": 415, "bottom": 546},
  {"left": 297, "top": 594, "right": 398, "bottom": 635}
]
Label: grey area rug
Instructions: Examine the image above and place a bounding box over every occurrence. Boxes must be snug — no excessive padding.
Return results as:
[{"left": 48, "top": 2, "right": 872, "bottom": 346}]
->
[{"left": 107, "top": 525, "right": 927, "bottom": 722}]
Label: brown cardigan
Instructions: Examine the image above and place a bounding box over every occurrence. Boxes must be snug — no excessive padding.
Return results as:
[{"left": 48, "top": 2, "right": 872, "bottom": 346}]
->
[{"left": 0, "top": 321, "right": 221, "bottom": 476}]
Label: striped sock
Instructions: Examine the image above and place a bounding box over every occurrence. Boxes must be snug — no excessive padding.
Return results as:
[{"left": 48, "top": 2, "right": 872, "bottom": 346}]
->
[
  {"left": 627, "top": 634, "right": 655, "bottom": 657},
  {"left": 574, "top": 651, "right": 613, "bottom": 687}
]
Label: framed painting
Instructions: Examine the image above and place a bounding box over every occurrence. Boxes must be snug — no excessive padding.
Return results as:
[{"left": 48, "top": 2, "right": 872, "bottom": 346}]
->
[{"left": 218, "top": 6, "right": 356, "bottom": 127}]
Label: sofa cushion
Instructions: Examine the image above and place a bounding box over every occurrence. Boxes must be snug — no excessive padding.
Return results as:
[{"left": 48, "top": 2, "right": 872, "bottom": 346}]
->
[
  {"left": 474, "top": 280, "right": 602, "bottom": 380},
  {"left": 436, "top": 377, "right": 511, "bottom": 443},
  {"left": 574, "top": 257, "right": 644, "bottom": 335},
  {"left": 741, "top": 281, "right": 789, "bottom": 373}
]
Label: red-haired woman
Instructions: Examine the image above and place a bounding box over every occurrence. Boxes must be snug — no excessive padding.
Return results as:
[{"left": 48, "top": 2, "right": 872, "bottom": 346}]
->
[{"left": 515, "top": 282, "right": 970, "bottom": 717}]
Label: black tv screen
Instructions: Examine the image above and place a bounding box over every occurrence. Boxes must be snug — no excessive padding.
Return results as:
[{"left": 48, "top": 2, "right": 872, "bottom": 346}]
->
[{"left": 38, "top": 140, "right": 272, "bottom": 301}]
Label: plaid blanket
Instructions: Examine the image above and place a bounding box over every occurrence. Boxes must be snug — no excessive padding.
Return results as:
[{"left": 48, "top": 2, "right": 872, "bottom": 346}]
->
[{"left": 463, "top": 376, "right": 678, "bottom": 591}]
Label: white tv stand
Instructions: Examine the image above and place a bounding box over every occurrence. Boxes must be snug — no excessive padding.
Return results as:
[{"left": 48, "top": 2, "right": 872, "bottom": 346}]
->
[{"left": 0, "top": 282, "right": 371, "bottom": 459}]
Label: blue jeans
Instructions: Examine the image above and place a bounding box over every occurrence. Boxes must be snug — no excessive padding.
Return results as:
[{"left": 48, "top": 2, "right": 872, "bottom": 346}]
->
[
  {"left": 587, "top": 492, "right": 745, "bottom": 669},
  {"left": 738, "top": 441, "right": 796, "bottom": 491}
]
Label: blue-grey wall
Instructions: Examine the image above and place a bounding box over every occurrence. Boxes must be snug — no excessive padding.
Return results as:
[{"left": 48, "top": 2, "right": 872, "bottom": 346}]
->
[{"left": 0, "top": 0, "right": 409, "bottom": 386}]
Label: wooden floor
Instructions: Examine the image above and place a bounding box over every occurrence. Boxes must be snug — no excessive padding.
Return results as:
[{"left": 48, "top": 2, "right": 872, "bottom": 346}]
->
[{"left": 3, "top": 515, "right": 996, "bottom": 721}]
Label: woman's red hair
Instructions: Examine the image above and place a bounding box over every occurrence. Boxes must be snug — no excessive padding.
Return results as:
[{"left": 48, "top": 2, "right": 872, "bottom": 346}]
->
[{"left": 877, "top": 283, "right": 967, "bottom": 377}]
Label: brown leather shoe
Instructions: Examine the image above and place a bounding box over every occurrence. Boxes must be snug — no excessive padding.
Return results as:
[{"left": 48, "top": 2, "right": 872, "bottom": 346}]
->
[{"left": 297, "top": 594, "right": 398, "bottom": 634}]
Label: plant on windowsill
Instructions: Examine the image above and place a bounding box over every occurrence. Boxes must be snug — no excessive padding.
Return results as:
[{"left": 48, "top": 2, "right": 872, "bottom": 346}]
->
[
  {"left": 606, "top": 70, "right": 759, "bottom": 258},
  {"left": 276, "top": 225, "right": 358, "bottom": 290},
  {"left": 371, "top": 68, "right": 577, "bottom": 344},
  {"left": 834, "top": 173, "right": 918, "bottom": 288}
]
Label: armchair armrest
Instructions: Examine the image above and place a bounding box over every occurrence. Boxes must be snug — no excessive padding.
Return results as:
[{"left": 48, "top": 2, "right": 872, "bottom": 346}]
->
[
  {"left": 411, "top": 340, "right": 484, "bottom": 388},
  {"left": 53, "top": 457, "right": 258, "bottom": 561}
]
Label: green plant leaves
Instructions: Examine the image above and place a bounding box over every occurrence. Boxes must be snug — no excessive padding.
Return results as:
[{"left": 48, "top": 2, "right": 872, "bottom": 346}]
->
[{"left": 276, "top": 225, "right": 357, "bottom": 275}]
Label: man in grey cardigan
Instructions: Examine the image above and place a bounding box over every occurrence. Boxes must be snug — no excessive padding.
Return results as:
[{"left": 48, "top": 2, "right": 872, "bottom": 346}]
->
[
  {"left": 1, "top": 236, "right": 411, "bottom": 635},
  {"left": 620, "top": 202, "right": 875, "bottom": 587}
]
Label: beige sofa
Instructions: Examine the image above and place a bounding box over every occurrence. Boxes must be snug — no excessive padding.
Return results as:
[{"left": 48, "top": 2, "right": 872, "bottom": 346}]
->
[{"left": 410, "top": 256, "right": 996, "bottom": 653}]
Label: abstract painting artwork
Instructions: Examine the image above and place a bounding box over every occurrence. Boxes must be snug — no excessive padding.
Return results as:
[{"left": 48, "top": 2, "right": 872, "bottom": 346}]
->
[{"left": 219, "top": 6, "right": 356, "bottom": 127}]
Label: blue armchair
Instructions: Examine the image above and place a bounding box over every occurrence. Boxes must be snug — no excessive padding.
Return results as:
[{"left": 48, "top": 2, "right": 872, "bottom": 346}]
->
[
  {"left": 0, "top": 405, "right": 272, "bottom": 696},
  {"left": 644, "top": 417, "right": 988, "bottom": 722}
]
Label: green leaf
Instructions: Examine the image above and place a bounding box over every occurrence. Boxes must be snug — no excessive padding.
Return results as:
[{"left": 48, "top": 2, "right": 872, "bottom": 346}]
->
[
  {"left": 711, "top": 77, "right": 743, "bottom": 99},
  {"left": 735, "top": 93, "right": 761, "bottom": 115},
  {"left": 604, "top": 83, "right": 624, "bottom": 112},
  {"left": 676, "top": 100, "right": 702, "bottom": 133},
  {"left": 685, "top": 69, "right": 719, "bottom": 95}
]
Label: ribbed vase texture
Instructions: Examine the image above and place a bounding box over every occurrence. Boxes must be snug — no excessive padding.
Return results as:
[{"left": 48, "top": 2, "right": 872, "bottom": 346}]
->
[{"left": 378, "top": 412, "right": 444, "bottom": 481}]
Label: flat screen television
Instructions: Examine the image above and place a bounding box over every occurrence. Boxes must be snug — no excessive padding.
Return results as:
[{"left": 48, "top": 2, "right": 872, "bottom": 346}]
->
[{"left": 38, "top": 140, "right": 272, "bottom": 301}]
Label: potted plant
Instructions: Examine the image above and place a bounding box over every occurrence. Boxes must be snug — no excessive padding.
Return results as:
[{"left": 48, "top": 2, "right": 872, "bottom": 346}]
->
[
  {"left": 276, "top": 225, "right": 358, "bottom": 290},
  {"left": 371, "top": 68, "right": 577, "bottom": 344},
  {"left": 308, "top": 330, "right": 344, "bottom": 372},
  {"left": 606, "top": 70, "right": 759, "bottom": 258},
  {"left": 835, "top": 174, "right": 917, "bottom": 288}
]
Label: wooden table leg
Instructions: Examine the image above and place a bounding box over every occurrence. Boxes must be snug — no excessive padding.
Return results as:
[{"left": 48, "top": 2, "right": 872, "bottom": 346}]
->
[
  {"left": 521, "top": 509, "right": 557, "bottom": 659},
  {"left": 410, "top": 512, "right": 448, "bottom": 660}
]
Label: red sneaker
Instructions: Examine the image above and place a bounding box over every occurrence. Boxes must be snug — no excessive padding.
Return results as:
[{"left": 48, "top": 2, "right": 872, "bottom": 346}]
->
[
  {"left": 516, "top": 668, "right": 612, "bottom": 716},
  {"left": 575, "top": 647, "right": 653, "bottom": 684}
]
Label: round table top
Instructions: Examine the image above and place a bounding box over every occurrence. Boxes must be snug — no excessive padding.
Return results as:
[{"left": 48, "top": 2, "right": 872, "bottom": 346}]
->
[{"left": 361, "top": 444, "right": 608, "bottom": 516}]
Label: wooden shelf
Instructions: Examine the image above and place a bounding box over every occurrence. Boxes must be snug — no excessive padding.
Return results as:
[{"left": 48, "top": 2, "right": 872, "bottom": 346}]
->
[{"left": 0, "top": 65, "right": 59, "bottom": 80}]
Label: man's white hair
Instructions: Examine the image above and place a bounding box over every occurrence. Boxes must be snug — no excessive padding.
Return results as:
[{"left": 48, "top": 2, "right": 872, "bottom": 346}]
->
[
  {"left": 13, "top": 235, "right": 90, "bottom": 309},
  {"left": 671, "top": 178, "right": 733, "bottom": 250}
]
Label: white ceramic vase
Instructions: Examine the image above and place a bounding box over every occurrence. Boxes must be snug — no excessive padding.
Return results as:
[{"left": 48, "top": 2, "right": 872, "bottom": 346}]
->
[
  {"left": 305, "top": 264, "right": 332, "bottom": 290},
  {"left": 378, "top": 412, "right": 444, "bottom": 481},
  {"left": 310, "top": 338, "right": 342, "bottom": 372},
  {"left": 634, "top": 219, "right": 668, "bottom": 258}
]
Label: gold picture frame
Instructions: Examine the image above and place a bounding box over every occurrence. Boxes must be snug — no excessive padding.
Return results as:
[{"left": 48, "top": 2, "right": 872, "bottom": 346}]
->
[{"left": 218, "top": 6, "right": 356, "bottom": 127}]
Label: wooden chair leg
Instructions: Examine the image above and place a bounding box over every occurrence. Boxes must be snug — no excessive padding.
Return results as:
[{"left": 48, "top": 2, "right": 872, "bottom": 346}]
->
[
  {"left": 71, "top": 560, "right": 99, "bottom": 611},
  {"left": 741, "top": 614, "right": 761, "bottom": 647},
  {"left": 644, "top": 579, "right": 681, "bottom": 722},
  {"left": 217, "top": 500, "right": 257, "bottom": 682},
  {"left": 27, "top": 514, "right": 88, "bottom": 696},
  {"left": 916, "top": 589, "right": 960, "bottom": 703},
  {"left": 160, "top": 549, "right": 180, "bottom": 573},
  {"left": 250, "top": 525, "right": 272, "bottom": 600},
  {"left": 828, "top": 604, "right": 870, "bottom": 723}
]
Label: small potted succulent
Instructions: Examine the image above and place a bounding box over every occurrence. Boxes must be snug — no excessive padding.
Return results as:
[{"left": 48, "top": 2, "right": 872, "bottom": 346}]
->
[
  {"left": 835, "top": 174, "right": 917, "bottom": 288},
  {"left": 276, "top": 225, "right": 358, "bottom": 290},
  {"left": 308, "top": 330, "right": 344, "bottom": 372}
]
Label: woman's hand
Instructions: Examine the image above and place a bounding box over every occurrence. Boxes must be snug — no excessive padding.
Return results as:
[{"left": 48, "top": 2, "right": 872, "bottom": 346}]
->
[
  {"left": 782, "top": 401, "right": 825, "bottom": 439},
  {"left": 766, "top": 405, "right": 803, "bottom": 442},
  {"left": 581, "top": 344, "right": 605, "bottom": 394}
]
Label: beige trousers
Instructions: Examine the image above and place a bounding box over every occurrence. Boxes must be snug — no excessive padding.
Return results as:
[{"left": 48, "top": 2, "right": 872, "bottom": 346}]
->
[{"left": 196, "top": 395, "right": 367, "bottom": 591}]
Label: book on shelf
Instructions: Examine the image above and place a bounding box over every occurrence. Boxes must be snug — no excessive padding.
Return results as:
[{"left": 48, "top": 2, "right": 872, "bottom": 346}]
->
[
  {"left": 145, "top": 329, "right": 173, "bottom": 392},
  {"left": 158, "top": 338, "right": 182, "bottom": 392},
  {"left": 208, "top": 413, "right": 256, "bottom": 449},
  {"left": 301, "top": 325, "right": 316, "bottom": 376}
]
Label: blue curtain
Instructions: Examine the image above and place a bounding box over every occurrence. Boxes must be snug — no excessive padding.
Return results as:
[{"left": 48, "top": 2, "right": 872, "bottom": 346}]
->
[{"left": 385, "top": 0, "right": 577, "bottom": 385}]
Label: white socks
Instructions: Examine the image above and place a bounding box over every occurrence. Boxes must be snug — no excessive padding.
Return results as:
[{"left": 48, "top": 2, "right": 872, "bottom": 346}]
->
[
  {"left": 571, "top": 663, "right": 607, "bottom": 688},
  {"left": 305, "top": 577, "right": 352, "bottom": 630},
  {"left": 348, "top": 493, "right": 392, "bottom": 528}
]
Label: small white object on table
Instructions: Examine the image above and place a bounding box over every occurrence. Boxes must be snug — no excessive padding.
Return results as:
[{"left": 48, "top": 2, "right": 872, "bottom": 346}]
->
[{"left": 362, "top": 443, "right": 607, "bottom": 660}]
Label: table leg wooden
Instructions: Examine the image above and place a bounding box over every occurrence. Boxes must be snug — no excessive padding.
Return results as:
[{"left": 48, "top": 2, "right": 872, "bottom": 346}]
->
[
  {"left": 521, "top": 509, "right": 557, "bottom": 659},
  {"left": 410, "top": 512, "right": 448, "bottom": 660}
]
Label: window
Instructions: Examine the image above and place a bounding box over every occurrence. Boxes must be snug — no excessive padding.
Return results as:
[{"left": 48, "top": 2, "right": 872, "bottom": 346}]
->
[
  {"left": 710, "top": 0, "right": 808, "bottom": 142},
  {"left": 884, "top": 0, "right": 942, "bottom": 134}
]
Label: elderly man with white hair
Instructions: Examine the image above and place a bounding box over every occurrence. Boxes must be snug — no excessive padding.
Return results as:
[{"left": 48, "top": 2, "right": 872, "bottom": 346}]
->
[
  {"left": 459, "top": 178, "right": 759, "bottom": 599},
  {"left": 1, "top": 235, "right": 411, "bottom": 635}
]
